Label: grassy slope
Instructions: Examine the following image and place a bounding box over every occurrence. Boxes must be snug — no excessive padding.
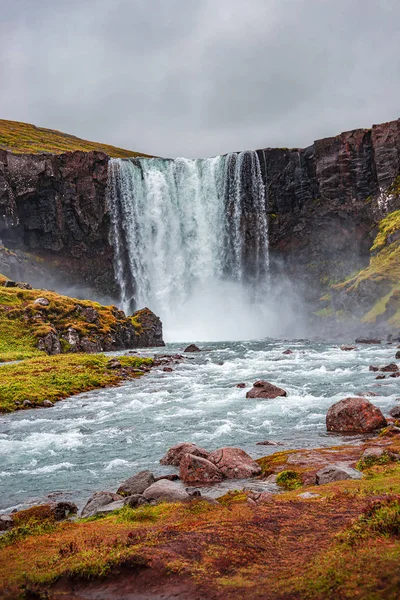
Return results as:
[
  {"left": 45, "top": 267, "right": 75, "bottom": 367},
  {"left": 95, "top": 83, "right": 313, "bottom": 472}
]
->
[
  {"left": 1, "top": 439, "right": 400, "bottom": 599},
  {"left": 0, "top": 119, "right": 152, "bottom": 158},
  {"left": 0, "top": 354, "right": 151, "bottom": 413},
  {"left": 0, "top": 274, "right": 141, "bottom": 362}
]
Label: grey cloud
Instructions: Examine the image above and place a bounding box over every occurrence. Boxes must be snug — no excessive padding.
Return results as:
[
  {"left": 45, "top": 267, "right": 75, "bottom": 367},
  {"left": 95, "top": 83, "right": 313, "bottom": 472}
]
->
[{"left": 0, "top": 0, "right": 399, "bottom": 157}]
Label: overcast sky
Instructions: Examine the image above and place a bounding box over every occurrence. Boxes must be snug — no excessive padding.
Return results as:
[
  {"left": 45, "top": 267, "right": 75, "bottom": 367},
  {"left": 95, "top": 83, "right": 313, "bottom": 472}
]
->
[{"left": 1, "top": 0, "right": 399, "bottom": 157}]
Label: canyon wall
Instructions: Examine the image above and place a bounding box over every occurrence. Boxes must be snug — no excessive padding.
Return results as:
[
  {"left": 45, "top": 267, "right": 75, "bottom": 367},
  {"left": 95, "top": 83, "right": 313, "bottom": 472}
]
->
[{"left": 1, "top": 120, "right": 400, "bottom": 311}]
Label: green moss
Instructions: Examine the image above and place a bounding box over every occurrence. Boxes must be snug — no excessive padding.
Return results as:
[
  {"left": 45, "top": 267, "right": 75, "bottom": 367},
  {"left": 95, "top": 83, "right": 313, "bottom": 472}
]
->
[
  {"left": 371, "top": 209, "right": 400, "bottom": 253},
  {"left": 356, "top": 451, "right": 394, "bottom": 471},
  {"left": 0, "top": 119, "right": 153, "bottom": 158},
  {"left": 276, "top": 470, "right": 302, "bottom": 490},
  {"left": 0, "top": 353, "right": 152, "bottom": 413}
]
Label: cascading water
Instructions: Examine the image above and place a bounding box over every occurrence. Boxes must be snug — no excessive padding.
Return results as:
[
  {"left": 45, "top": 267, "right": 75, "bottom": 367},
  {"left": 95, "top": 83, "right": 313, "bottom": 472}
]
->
[{"left": 108, "top": 151, "right": 271, "bottom": 341}]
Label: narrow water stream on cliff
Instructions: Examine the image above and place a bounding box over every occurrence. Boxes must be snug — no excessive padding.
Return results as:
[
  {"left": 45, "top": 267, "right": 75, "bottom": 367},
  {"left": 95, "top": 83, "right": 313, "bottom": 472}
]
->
[{"left": 1, "top": 339, "right": 399, "bottom": 512}]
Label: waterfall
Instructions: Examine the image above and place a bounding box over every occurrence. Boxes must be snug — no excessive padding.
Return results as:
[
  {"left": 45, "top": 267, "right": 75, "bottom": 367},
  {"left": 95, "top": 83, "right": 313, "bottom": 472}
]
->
[{"left": 108, "top": 151, "right": 270, "bottom": 341}]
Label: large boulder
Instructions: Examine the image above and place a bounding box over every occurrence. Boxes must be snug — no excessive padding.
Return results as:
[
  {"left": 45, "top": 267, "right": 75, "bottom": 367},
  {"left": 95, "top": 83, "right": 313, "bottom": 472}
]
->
[
  {"left": 142, "top": 479, "right": 191, "bottom": 503},
  {"left": 246, "top": 380, "right": 287, "bottom": 400},
  {"left": 316, "top": 465, "right": 363, "bottom": 485},
  {"left": 117, "top": 470, "right": 155, "bottom": 496},
  {"left": 179, "top": 454, "right": 224, "bottom": 484},
  {"left": 184, "top": 344, "right": 201, "bottom": 352},
  {"left": 326, "top": 397, "right": 387, "bottom": 433},
  {"left": 160, "top": 442, "right": 209, "bottom": 466},
  {"left": 207, "top": 447, "right": 262, "bottom": 479},
  {"left": 81, "top": 491, "right": 123, "bottom": 518}
]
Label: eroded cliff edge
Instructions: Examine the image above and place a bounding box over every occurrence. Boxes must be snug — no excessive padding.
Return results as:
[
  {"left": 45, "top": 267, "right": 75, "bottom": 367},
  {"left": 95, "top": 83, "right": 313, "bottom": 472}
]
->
[{"left": 1, "top": 119, "right": 400, "bottom": 327}]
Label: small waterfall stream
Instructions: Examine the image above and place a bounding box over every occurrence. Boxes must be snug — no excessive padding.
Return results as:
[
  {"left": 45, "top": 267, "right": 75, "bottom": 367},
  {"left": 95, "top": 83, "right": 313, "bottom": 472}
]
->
[{"left": 108, "top": 152, "right": 269, "bottom": 340}]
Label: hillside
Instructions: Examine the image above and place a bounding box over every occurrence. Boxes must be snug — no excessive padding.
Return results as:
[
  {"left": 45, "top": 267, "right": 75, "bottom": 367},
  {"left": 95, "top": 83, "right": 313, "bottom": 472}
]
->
[{"left": 0, "top": 119, "right": 152, "bottom": 158}]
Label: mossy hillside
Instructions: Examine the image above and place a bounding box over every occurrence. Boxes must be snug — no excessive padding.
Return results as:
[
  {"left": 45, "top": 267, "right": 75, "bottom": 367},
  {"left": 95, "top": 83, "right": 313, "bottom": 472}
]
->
[
  {"left": 0, "top": 119, "right": 152, "bottom": 158},
  {"left": 0, "top": 283, "right": 141, "bottom": 362},
  {"left": 0, "top": 353, "right": 152, "bottom": 413},
  {"left": 2, "top": 447, "right": 400, "bottom": 599}
]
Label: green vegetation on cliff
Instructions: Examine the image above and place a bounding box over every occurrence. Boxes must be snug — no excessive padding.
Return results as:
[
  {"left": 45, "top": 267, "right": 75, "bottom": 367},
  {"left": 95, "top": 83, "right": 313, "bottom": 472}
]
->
[
  {"left": 0, "top": 119, "right": 152, "bottom": 158},
  {"left": 0, "top": 354, "right": 152, "bottom": 413}
]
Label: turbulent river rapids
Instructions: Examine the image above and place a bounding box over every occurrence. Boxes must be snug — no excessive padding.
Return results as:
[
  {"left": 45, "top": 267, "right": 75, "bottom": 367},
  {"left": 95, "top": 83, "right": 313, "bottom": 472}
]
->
[{"left": 1, "top": 341, "right": 398, "bottom": 512}]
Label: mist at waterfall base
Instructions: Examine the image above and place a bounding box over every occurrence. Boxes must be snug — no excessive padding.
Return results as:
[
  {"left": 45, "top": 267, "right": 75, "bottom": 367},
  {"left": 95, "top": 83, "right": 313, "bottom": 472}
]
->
[{"left": 108, "top": 153, "right": 305, "bottom": 342}]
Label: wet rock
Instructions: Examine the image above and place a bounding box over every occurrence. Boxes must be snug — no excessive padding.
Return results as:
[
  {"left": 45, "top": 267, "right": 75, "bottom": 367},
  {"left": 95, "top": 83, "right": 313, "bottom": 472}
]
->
[
  {"left": 358, "top": 391, "right": 378, "bottom": 397},
  {"left": 163, "top": 366, "right": 173, "bottom": 372},
  {"left": 256, "top": 440, "right": 280, "bottom": 446},
  {"left": 389, "top": 406, "right": 400, "bottom": 418},
  {"left": 369, "top": 363, "right": 399, "bottom": 373},
  {"left": 38, "top": 331, "right": 61, "bottom": 355},
  {"left": 0, "top": 515, "right": 14, "bottom": 531},
  {"left": 376, "top": 375, "right": 386, "bottom": 380},
  {"left": 341, "top": 345, "right": 356, "bottom": 351},
  {"left": 117, "top": 470, "right": 155, "bottom": 496},
  {"left": 184, "top": 344, "right": 201, "bottom": 352},
  {"left": 143, "top": 479, "right": 191, "bottom": 503},
  {"left": 179, "top": 454, "right": 224, "bottom": 484},
  {"left": 316, "top": 465, "right": 363, "bottom": 485},
  {"left": 160, "top": 442, "right": 209, "bottom": 466},
  {"left": 207, "top": 447, "right": 262, "bottom": 479},
  {"left": 124, "top": 494, "right": 148, "bottom": 508},
  {"left": 154, "top": 474, "right": 180, "bottom": 482},
  {"left": 326, "top": 397, "right": 387, "bottom": 433},
  {"left": 34, "top": 297, "right": 50, "bottom": 307},
  {"left": 107, "top": 358, "right": 122, "bottom": 369},
  {"left": 282, "top": 349, "right": 293, "bottom": 355},
  {"left": 396, "top": 351, "right": 400, "bottom": 359},
  {"left": 132, "top": 307, "right": 165, "bottom": 347},
  {"left": 246, "top": 380, "right": 287, "bottom": 399},
  {"left": 390, "top": 372, "right": 400, "bottom": 378},
  {"left": 236, "top": 383, "right": 246, "bottom": 388},
  {"left": 81, "top": 491, "right": 123, "bottom": 518},
  {"left": 42, "top": 399, "right": 54, "bottom": 408},
  {"left": 355, "top": 338, "right": 381, "bottom": 344}
]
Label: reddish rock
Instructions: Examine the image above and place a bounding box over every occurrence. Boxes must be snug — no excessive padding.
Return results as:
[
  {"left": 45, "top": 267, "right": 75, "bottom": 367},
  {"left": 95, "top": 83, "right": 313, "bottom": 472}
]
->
[
  {"left": 236, "top": 383, "right": 246, "bottom": 388},
  {"left": 282, "top": 349, "right": 293, "bottom": 355},
  {"left": 179, "top": 454, "right": 224, "bottom": 484},
  {"left": 246, "top": 381, "right": 287, "bottom": 399},
  {"left": 163, "top": 367, "right": 173, "bottom": 372},
  {"left": 370, "top": 363, "right": 399, "bottom": 373},
  {"left": 341, "top": 345, "right": 356, "bottom": 351},
  {"left": 207, "top": 447, "right": 261, "bottom": 479},
  {"left": 326, "top": 397, "right": 387, "bottom": 433},
  {"left": 160, "top": 442, "right": 209, "bottom": 466}
]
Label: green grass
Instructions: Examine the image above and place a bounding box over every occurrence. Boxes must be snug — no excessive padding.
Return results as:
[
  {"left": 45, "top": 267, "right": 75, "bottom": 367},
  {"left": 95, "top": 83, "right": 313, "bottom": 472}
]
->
[
  {"left": 0, "top": 119, "right": 153, "bottom": 158},
  {"left": 0, "top": 353, "right": 152, "bottom": 413}
]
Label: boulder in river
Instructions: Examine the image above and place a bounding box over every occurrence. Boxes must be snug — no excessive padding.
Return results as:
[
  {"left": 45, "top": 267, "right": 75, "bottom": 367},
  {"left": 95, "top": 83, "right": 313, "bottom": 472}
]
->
[
  {"left": 246, "top": 380, "right": 287, "bottom": 399},
  {"left": 340, "top": 345, "right": 356, "bottom": 351},
  {"left": 207, "top": 447, "right": 262, "bottom": 479},
  {"left": 179, "top": 454, "right": 224, "bottom": 484},
  {"left": 316, "top": 465, "right": 363, "bottom": 485},
  {"left": 117, "top": 470, "right": 155, "bottom": 496},
  {"left": 369, "top": 363, "right": 399, "bottom": 373},
  {"left": 81, "top": 491, "right": 123, "bottom": 518},
  {"left": 160, "top": 442, "right": 209, "bottom": 466},
  {"left": 282, "top": 349, "right": 293, "bottom": 355},
  {"left": 326, "top": 397, "right": 387, "bottom": 433},
  {"left": 184, "top": 344, "right": 201, "bottom": 352},
  {"left": 143, "top": 479, "right": 191, "bottom": 503}
]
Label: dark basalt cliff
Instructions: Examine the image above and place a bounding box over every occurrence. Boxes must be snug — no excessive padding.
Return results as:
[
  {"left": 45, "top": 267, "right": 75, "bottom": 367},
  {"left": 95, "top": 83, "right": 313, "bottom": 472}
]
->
[{"left": 1, "top": 120, "right": 400, "bottom": 315}]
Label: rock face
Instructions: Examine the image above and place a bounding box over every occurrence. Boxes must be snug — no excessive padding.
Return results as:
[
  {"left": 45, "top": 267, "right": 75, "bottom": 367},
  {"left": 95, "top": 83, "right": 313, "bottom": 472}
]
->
[
  {"left": 326, "top": 397, "right": 387, "bottom": 433},
  {"left": 179, "top": 454, "right": 224, "bottom": 484},
  {"left": 246, "top": 381, "right": 287, "bottom": 399},
  {"left": 160, "top": 442, "right": 210, "bottom": 466},
  {"left": 207, "top": 447, "right": 262, "bottom": 479}
]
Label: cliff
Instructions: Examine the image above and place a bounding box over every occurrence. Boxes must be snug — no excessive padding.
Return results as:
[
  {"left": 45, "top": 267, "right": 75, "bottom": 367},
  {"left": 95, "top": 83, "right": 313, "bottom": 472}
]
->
[{"left": 1, "top": 118, "right": 400, "bottom": 327}]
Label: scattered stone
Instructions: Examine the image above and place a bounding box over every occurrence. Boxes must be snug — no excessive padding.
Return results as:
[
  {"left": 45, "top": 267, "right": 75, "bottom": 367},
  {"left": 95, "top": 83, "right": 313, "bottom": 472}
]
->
[
  {"left": 282, "top": 349, "right": 293, "bottom": 355},
  {"left": 163, "top": 366, "right": 173, "bottom": 372},
  {"left": 124, "top": 494, "right": 148, "bottom": 507},
  {"left": 396, "top": 351, "right": 400, "bottom": 359},
  {"left": 207, "top": 447, "right": 262, "bottom": 479},
  {"left": 316, "top": 465, "right": 363, "bottom": 485},
  {"left": 390, "top": 372, "right": 400, "bottom": 378},
  {"left": 107, "top": 358, "right": 122, "bottom": 369},
  {"left": 160, "top": 442, "right": 209, "bottom": 466},
  {"left": 42, "top": 400, "right": 54, "bottom": 408},
  {"left": 326, "top": 397, "right": 387, "bottom": 433},
  {"left": 376, "top": 375, "right": 386, "bottom": 380},
  {"left": 236, "top": 383, "right": 246, "bottom": 388},
  {"left": 180, "top": 454, "right": 224, "bottom": 484},
  {"left": 369, "top": 366, "right": 379, "bottom": 372},
  {"left": 0, "top": 515, "right": 14, "bottom": 531},
  {"left": 184, "top": 344, "right": 201, "bottom": 352},
  {"left": 246, "top": 380, "right": 287, "bottom": 399},
  {"left": 389, "top": 406, "right": 400, "bottom": 418},
  {"left": 143, "top": 479, "right": 191, "bottom": 503},
  {"left": 298, "top": 492, "right": 321, "bottom": 499},
  {"left": 22, "top": 400, "right": 33, "bottom": 407},
  {"left": 34, "top": 297, "right": 50, "bottom": 307},
  {"left": 81, "top": 491, "right": 123, "bottom": 518},
  {"left": 340, "top": 345, "right": 356, "bottom": 351},
  {"left": 355, "top": 338, "right": 381, "bottom": 344},
  {"left": 51, "top": 501, "right": 78, "bottom": 521},
  {"left": 117, "top": 470, "right": 155, "bottom": 496},
  {"left": 256, "top": 440, "right": 280, "bottom": 446}
]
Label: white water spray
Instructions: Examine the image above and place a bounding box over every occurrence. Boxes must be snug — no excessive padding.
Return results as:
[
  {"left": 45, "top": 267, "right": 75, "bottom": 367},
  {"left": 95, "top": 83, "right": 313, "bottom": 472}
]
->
[{"left": 108, "top": 152, "right": 270, "bottom": 341}]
